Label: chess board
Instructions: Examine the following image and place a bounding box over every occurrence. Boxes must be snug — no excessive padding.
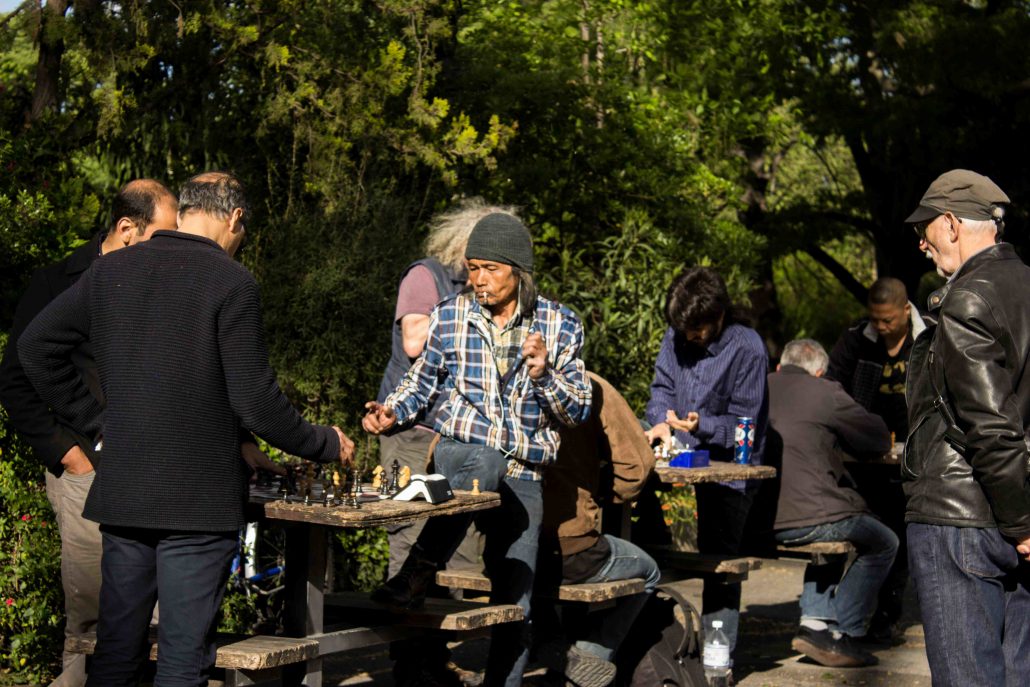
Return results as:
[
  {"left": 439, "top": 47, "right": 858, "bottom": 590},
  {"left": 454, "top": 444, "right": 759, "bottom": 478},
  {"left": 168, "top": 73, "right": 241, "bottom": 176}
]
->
[{"left": 251, "top": 486, "right": 500, "bottom": 528}]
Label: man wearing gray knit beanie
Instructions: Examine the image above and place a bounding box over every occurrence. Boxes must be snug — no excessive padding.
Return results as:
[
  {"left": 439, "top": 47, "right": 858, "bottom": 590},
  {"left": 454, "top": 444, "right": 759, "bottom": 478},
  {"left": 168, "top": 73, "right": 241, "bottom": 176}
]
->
[{"left": 364, "top": 211, "right": 603, "bottom": 685}]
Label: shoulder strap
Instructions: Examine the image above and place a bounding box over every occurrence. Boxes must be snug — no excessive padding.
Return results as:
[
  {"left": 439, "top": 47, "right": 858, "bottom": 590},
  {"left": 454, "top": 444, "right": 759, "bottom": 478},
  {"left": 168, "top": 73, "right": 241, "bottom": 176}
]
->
[{"left": 656, "top": 585, "right": 702, "bottom": 659}]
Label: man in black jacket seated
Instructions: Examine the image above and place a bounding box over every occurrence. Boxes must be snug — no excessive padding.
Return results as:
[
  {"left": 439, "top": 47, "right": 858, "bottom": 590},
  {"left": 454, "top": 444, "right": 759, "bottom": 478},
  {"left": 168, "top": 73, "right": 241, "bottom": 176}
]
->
[
  {"left": 770, "top": 339, "right": 896, "bottom": 668},
  {"left": 825, "top": 276, "right": 926, "bottom": 641},
  {"left": 903, "top": 169, "right": 1030, "bottom": 686},
  {"left": 0, "top": 179, "right": 178, "bottom": 687},
  {"left": 20, "top": 171, "right": 355, "bottom": 686}
]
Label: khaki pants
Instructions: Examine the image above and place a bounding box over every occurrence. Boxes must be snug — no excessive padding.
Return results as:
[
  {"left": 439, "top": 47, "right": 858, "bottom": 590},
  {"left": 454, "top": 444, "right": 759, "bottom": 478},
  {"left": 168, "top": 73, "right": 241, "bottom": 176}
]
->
[{"left": 45, "top": 470, "right": 101, "bottom": 687}]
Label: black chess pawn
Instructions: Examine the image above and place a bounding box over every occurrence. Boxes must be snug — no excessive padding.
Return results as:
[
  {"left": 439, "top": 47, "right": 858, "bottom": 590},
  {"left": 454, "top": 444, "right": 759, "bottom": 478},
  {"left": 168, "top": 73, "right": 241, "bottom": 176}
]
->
[
  {"left": 278, "top": 475, "right": 290, "bottom": 502},
  {"left": 389, "top": 459, "right": 401, "bottom": 495}
]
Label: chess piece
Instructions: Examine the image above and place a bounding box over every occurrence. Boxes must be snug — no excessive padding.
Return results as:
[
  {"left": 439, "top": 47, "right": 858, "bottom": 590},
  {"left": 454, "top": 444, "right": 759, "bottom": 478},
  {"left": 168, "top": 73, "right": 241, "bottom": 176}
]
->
[
  {"left": 355, "top": 471, "right": 364, "bottom": 496},
  {"left": 388, "top": 459, "right": 401, "bottom": 495},
  {"left": 399, "top": 466, "right": 412, "bottom": 489},
  {"left": 372, "top": 465, "right": 384, "bottom": 490},
  {"left": 333, "top": 472, "right": 343, "bottom": 506},
  {"left": 278, "top": 475, "right": 290, "bottom": 502},
  {"left": 349, "top": 470, "right": 362, "bottom": 508},
  {"left": 471, "top": 479, "right": 480, "bottom": 496}
]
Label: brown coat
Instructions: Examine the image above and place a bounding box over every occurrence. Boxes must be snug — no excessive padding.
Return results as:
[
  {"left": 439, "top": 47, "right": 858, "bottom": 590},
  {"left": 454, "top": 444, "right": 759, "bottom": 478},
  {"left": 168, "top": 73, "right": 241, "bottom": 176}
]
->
[{"left": 544, "top": 372, "right": 656, "bottom": 555}]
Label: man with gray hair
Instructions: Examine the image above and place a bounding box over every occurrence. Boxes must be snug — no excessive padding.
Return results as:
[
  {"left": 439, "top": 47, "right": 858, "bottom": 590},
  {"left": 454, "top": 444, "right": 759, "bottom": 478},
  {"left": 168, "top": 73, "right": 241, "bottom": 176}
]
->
[
  {"left": 20, "top": 171, "right": 355, "bottom": 685},
  {"left": 769, "top": 339, "right": 896, "bottom": 668},
  {"left": 903, "top": 170, "right": 1030, "bottom": 685}
]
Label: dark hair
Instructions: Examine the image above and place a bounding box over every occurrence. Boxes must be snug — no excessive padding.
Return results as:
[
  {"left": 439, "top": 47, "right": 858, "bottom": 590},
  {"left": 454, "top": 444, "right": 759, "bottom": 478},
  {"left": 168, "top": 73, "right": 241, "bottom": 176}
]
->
[
  {"left": 178, "top": 171, "right": 249, "bottom": 223},
  {"left": 665, "top": 266, "right": 739, "bottom": 335},
  {"left": 109, "top": 179, "right": 176, "bottom": 235},
  {"left": 867, "top": 277, "right": 908, "bottom": 307}
]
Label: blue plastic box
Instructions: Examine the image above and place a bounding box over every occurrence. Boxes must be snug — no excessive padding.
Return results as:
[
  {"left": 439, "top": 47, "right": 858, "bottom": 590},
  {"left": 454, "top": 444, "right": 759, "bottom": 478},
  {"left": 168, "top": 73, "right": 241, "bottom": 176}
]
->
[{"left": 670, "top": 449, "right": 710, "bottom": 468}]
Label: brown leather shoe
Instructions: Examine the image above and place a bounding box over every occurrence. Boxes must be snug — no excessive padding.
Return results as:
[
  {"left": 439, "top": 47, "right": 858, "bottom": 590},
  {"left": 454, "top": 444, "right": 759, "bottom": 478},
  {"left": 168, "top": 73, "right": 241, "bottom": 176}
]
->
[{"left": 791, "top": 627, "right": 878, "bottom": 668}]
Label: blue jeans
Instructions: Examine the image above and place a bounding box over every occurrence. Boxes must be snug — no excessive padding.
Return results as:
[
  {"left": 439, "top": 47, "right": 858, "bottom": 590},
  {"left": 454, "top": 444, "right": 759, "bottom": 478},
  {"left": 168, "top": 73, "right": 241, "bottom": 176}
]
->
[
  {"left": 695, "top": 483, "right": 754, "bottom": 657},
  {"left": 908, "top": 523, "right": 1030, "bottom": 687},
  {"left": 415, "top": 438, "right": 543, "bottom": 687},
  {"left": 87, "top": 526, "right": 237, "bottom": 687},
  {"left": 574, "top": 535, "right": 661, "bottom": 661},
  {"left": 775, "top": 514, "right": 898, "bottom": 637}
]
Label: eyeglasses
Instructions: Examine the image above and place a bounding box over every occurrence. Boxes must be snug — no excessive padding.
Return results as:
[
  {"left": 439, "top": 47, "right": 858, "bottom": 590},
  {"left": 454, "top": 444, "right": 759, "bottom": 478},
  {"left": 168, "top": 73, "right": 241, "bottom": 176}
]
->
[{"left": 913, "top": 216, "right": 938, "bottom": 240}]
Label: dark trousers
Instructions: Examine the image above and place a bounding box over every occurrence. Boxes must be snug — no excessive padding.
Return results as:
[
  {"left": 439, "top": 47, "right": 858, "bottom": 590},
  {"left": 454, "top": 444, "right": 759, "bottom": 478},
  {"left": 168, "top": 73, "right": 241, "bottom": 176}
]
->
[
  {"left": 86, "top": 526, "right": 237, "bottom": 687},
  {"left": 850, "top": 463, "right": 908, "bottom": 626},
  {"left": 908, "top": 523, "right": 1030, "bottom": 687},
  {"left": 695, "top": 482, "right": 754, "bottom": 659}
]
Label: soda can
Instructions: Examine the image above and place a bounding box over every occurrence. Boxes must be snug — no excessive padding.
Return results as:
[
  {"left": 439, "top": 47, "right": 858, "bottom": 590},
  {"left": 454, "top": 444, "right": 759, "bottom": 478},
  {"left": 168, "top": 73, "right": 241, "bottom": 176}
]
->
[{"left": 734, "top": 417, "right": 754, "bottom": 465}]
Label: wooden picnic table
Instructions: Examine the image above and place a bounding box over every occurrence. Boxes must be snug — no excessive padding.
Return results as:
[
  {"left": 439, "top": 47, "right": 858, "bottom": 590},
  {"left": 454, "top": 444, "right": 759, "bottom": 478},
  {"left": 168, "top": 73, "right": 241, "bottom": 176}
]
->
[
  {"left": 251, "top": 486, "right": 502, "bottom": 687},
  {"left": 654, "top": 461, "right": 777, "bottom": 484}
]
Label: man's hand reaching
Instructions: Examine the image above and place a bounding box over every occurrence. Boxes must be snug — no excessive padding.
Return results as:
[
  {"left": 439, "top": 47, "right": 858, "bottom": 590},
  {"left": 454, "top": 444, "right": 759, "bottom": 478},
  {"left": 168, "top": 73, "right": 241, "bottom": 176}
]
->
[
  {"left": 362, "top": 402, "right": 397, "bottom": 435},
  {"left": 241, "top": 441, "right": 286, "bottom": 475},
  {"left": 333, "top": 426, "right": 356, "bottom": 466}
]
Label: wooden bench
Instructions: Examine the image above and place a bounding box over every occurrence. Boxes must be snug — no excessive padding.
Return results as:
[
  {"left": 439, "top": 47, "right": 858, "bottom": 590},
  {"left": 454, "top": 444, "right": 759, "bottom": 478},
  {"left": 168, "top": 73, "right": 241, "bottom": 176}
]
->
[
  {"left": 435, "top": 569, "right": 646, "bottom": 605},
  {"left": 776, "top": 541, "right": 855, "bottom": 565},
  {"left": 646, "top": 547, "right": 763, "bottom": 584},
  {"left": 66, "top": 632, "right": 318, "bottom": 686},
  {"left": 324, "top": 591, "right": 524, "bottom": 632}
]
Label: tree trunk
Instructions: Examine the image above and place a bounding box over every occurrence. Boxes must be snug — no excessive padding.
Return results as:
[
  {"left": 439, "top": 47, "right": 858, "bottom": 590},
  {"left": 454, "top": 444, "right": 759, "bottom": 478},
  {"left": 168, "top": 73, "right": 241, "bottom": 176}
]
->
[{"left": 27, "top": 0, "right": 69, "bottom": 125}]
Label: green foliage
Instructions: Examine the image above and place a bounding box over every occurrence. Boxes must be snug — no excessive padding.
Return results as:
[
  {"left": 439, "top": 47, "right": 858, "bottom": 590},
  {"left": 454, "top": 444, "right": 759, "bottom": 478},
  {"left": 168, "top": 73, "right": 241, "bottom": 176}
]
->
[
  {"left": 0, "top": 337, "right": 62, "bottom": 684},
  {"left": 334, "top": 528, "right": 389, "bottom": 593}
]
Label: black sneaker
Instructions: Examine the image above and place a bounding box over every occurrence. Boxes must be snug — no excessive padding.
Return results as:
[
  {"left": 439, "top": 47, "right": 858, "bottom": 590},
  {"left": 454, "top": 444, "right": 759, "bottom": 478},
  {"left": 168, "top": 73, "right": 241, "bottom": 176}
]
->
[
  {"left": 791, "top": 627, "right": 878, "bottom": 668},
  {"left": 539, "top": 643, "right": 616, "bottom": 687},
  {"left": 371, "top": 554, "right": 438, "bottom": 609}
]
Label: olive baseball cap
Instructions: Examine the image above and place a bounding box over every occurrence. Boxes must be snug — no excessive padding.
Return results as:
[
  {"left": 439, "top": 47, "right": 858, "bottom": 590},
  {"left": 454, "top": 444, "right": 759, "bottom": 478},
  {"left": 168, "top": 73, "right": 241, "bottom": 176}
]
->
[{"left": 905, "top": 169, "right": 1010, "bottom": 223}]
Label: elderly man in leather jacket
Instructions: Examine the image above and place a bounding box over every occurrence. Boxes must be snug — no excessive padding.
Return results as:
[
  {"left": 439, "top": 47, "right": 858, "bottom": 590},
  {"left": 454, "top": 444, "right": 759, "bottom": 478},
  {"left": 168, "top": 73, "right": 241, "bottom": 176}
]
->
[{"left": 903, "top": 169, "right": 1030, "bottom": 687}]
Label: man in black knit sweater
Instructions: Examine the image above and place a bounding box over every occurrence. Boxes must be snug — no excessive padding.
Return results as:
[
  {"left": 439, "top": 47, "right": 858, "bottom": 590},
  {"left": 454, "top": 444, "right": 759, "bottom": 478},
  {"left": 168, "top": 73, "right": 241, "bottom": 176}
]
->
[{"left": 20, "top": 171, "right": 355, "bottom": 686}]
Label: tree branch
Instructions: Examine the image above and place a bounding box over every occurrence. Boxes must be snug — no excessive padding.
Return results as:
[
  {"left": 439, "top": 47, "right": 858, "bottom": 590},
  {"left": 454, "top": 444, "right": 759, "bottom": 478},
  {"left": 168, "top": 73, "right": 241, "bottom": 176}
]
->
[{"left": 804, "top": 244, "right": 868, "bottom": 305}]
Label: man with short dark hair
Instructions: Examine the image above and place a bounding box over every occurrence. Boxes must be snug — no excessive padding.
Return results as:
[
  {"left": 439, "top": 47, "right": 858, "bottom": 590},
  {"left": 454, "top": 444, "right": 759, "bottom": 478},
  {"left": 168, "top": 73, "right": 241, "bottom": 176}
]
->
[
  {"left": 19, "top": 171, "right": 355, "bottom": 686},
  {"left": 825, "top": 276, "right": 926, "bottom": 640},
  {"left": 363, "top": 213, "right": 592, "bottom": 686},
  {"left": 827, "top": 277, "right": 926, "bottom": 438},
  {"left": 0, "top": 178, "right": 177, "bottom": 687},
  {"left": 770, "top": 339, "right": 896, "bottom": 668},
  {"left": 644, "top": 266, "right": 768, "bottom": 666},
  {"left": 903, "top": 169, "right": 1030, "bottom": 686}
]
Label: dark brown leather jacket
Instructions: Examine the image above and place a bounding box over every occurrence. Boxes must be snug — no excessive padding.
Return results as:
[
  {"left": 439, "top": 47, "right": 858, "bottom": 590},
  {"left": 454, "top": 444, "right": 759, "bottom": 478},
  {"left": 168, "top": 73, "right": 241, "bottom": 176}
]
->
[{"left": 903, "top": 243, "right": 1030, "bottom": 538}]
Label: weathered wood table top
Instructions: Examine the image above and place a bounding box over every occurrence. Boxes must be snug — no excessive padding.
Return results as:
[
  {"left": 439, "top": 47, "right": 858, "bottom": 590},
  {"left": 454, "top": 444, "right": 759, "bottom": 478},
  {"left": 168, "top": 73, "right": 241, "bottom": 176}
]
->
[
  {"left": 254, "top": 488, "right": 501, "bottom": 528},
  {"left": 655, "top": 462, "right": 776, "bottom": 484}
]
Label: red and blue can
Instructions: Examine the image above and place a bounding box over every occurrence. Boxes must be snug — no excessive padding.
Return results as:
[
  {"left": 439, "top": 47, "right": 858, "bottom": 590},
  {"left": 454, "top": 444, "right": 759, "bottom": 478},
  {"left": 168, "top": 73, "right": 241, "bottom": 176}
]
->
[{"left": 734, "top": 417, "right": 754, "bottom": 465}]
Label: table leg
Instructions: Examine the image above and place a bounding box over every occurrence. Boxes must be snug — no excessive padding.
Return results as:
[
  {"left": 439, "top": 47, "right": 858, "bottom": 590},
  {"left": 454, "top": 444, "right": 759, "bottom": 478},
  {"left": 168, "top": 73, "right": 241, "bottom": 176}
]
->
[{"left": 283, "top": 523, "right": 327, "bottom": 686}]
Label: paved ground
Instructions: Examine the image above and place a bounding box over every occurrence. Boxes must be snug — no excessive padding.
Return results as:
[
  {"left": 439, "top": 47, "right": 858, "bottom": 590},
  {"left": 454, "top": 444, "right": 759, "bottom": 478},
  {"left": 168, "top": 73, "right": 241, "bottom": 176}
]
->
[{"left": 320, "top": 557, "right": 931, "bottom": 686}]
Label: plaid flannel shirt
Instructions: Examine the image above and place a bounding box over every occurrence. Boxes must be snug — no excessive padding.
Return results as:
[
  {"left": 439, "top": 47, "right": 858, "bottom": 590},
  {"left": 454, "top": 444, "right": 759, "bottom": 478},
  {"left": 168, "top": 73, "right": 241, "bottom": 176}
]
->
[{"left": 385, "top": 292, "right": 592, "bottom": 481}]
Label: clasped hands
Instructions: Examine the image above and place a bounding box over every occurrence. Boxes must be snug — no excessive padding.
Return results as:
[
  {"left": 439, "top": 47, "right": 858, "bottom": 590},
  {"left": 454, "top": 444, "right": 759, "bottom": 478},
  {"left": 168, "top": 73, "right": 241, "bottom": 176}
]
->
[{"left": 644, "top": 410, "right": 700, "bottom": 446}]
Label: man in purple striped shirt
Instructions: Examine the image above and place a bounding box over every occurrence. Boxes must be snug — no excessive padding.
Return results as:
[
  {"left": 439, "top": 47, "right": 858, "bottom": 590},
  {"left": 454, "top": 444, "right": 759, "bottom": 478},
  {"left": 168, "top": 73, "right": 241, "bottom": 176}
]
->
[{"left": 645, "top": 266, "right": 769, "bottom": 669}]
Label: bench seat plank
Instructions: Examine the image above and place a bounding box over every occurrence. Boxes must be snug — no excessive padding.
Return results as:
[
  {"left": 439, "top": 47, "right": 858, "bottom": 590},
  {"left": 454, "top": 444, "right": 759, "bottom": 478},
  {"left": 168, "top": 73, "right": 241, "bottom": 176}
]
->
[
  {"left": 434, "top": 569, "right": 645, "bottom": 602},
  {"left": 65, "top": 632, "right": 319, "bottom": 670},
  {"left": 325, "top": 591, "right": 523, "bottom": 631},
  {"left": 776, "top": 541, "right": 855, "bottom": 555},
  {"left": 647, "top": 548, "right": 763, "bottom": 575}
]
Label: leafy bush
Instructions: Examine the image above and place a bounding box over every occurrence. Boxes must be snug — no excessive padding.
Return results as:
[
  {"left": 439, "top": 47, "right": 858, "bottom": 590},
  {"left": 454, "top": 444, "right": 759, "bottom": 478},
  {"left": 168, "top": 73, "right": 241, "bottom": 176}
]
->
[{"left": 0, "top": 335, "right": 63, "bottom": 685}]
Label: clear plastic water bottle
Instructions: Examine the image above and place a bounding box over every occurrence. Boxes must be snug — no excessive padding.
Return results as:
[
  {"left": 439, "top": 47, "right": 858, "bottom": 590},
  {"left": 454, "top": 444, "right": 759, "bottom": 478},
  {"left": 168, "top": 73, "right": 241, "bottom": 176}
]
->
[{"left": 703, "top": 620, "right": 731, "bottom": 686}]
